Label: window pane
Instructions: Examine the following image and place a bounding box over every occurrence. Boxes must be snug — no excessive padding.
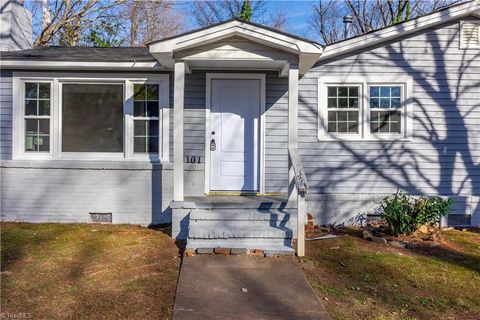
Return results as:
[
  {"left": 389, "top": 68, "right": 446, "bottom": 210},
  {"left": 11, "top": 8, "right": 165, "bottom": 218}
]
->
[
  {"left": 391, "top": 98, "right": 401, "bottom": 108},
  {"left": 338, "top": 87, "right": 348, "bottom": 97},
  {"left": 338, "top": 98, "right": 348, "bottom": 108},
  {"left": 134, "top": 84, "right": 145, "bottom": 100},
  {"left": 338, "top": 121, "right": 347, "bottom": 132},
  {"left": 134, "top": 120, "right": 147, "bottom": 136},
  {"left": 37, "top": 136, "right": 50, "bottom": 152},
  {"left": 370, "top": 111, "right": 401, "bottom": 133},
  {"left": 327, "top": 98, "right": 337, "bottom": 108},
  {"left": 327, "top": 122, "right": 336, "bottom": 132},
  {"left": 38, "top": 119, "right": 50, "bottom": 134},
  {"left": 370, "top": 86, "right": 379, "bottom": 98},
  {"left": 39, "top": 83, "right": 50, "bottom": 99},
  {"left": 348, "top": 98, "right": 358, "bottom": 108},
  {"left": 25, "top": 119, "right": 49, "bottom": 152},
  {"left": 134, "top": 101, "right": 146, "bottom": 117},
  {"left": 146, "top": 101, "right": 159, "bottom": 117},
  {"left": 62, "top": 84, "right": 124, "bottom": 152},
  {"left": 25, "top": 100, "right": 37, "bottom": 115},
  {"left": 380, "top": 97, "right": 390, "bottom": 108},
  {"left": 370, "top": 97, "right": 379, "bottom": 108},
  {"left": 327, "top": 87, "right": 337, "bottom": 97},
  {"left": 349, "top": 87, "right": 358, "bottom": 97},
  {"left": 38, "top": 99, "right": 50, "bottom": 115},
  {"left": 391, "top": 86, "right": 401, "bottom": 97},
  {"left": 134, "top": 137, "right": 146, "bottom": 153},
  {"left": 380, "top": 86, "right": 390, "bottom": 97},
  {"left": 25, "top": 83, "right": 37, "bottom": 99},
  {"left": 146, "top": 84, "right": 159, "bottom": 100}
]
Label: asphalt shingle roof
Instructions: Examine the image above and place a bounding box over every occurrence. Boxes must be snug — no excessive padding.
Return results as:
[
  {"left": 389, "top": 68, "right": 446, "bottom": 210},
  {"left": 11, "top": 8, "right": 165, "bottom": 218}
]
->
[{"left": 0, "top": 46, "right": 156, "bottom": 62}]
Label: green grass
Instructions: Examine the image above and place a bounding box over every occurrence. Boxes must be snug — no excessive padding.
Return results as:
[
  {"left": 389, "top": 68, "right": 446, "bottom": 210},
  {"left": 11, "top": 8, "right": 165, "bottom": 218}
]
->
[
  {"left": 1, "top": 223, "right": 180, "bottom": 320},
  {"left": 301, "top": 229, "right": 480, "bottom": 320}
]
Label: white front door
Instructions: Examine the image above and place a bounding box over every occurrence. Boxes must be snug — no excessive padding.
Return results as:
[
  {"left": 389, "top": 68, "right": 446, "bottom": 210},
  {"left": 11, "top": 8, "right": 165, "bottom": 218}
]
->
[{"left": 210, "top": 79, "right": 260, "bottom": 191}]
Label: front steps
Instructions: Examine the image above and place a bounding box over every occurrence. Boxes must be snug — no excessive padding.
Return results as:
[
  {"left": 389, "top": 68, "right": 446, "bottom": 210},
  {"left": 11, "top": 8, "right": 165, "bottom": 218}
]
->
[{"left": 171, "top": 196, "right": 297, "bottom": 254}]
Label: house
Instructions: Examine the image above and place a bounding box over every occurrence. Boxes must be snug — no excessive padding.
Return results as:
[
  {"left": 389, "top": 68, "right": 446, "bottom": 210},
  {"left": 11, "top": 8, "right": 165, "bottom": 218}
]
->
[{"left": 1, "top": 0, "right": 479, "bottom": 255}]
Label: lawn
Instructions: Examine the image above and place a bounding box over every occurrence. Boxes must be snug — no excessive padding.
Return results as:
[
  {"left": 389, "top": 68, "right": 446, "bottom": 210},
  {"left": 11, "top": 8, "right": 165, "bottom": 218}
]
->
[
  {"left": 300, "top": 228, "right": 480, "bottom": 320},
  {"left": 0, "top": 223, "right": 180, "bottom": 320}
]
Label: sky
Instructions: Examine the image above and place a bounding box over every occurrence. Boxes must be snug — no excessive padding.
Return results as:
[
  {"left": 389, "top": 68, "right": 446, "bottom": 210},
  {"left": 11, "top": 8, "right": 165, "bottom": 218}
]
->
[{"left": 263, "top": 0, "right": 315, "bottom": 36}]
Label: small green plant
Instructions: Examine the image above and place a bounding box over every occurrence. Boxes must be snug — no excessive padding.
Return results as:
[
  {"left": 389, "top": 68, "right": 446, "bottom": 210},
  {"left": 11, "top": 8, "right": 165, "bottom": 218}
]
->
[{"left": 380, "top": 192, "right": 454, "bottom": 236}]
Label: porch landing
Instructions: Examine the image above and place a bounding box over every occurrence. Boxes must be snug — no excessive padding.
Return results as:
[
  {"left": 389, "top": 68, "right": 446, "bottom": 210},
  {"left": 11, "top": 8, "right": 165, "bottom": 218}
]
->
[{"left": 171, "top": 195, "right": 297, "bottom": 254}]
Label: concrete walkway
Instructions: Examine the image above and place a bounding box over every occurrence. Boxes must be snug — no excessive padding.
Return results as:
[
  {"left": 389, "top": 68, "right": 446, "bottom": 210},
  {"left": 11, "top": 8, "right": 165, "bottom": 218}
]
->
[{"left": 173, "top": 255, "right": 331, "bottom": 320}]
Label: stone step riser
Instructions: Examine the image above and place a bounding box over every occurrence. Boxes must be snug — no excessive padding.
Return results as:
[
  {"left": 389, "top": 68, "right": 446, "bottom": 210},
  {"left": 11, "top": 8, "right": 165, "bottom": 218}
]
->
[
  {"left": 186, "top": 238, "right": 295, "bottom": 253},
  {"left": 190, "top": 209, "right": 296, "bottom": 222}
]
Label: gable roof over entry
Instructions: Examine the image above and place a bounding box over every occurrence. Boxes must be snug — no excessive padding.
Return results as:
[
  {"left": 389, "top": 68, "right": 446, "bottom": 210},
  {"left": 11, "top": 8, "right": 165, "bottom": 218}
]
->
[{"left": 148, "top": 18, "right": 323, "bottom": 76}]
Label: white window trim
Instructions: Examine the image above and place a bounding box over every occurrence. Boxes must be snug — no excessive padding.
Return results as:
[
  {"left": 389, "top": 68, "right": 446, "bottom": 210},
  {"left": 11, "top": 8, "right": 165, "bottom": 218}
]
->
[
  {"left": 318, "top": 76, "right": 413, "bottom": 141},
  {"left": 13, "top": 72, "right": 170, "bottom": 161}
]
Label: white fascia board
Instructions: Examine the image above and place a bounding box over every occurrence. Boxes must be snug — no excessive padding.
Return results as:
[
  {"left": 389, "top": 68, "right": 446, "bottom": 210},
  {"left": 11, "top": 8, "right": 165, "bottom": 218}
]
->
[
  {"left": 320, "top": 0, "right": 480, "bottom": 61},
  {"left": 0, "top": 60, "right": 164, "bottom": 70}
]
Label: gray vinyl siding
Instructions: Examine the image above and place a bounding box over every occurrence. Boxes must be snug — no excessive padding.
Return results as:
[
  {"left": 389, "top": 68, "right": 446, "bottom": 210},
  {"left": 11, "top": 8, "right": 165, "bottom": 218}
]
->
[
  {"left": 0, "top": 70, "right": 12, "bottom": 160},
  {"left": 299, "top": 18, "right": 480, "bottom": 225}
]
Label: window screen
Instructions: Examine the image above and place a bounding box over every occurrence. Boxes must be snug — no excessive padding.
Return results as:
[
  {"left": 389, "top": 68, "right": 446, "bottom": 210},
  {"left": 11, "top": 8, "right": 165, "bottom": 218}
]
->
[
  {"left": 25, "top": 82, "right": 51, "bottom": 152},
  {"left": 327, "top": 86, "right": 359, "bottom": 133},
  {"left": 62, "top": 84, "right": 124, "bottom": 152}
]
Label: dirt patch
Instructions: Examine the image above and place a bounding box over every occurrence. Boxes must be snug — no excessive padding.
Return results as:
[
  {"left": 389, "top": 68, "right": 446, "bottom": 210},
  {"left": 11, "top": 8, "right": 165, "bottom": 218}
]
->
[{"left": 1, "top": 223, "right": 180, "bottom": 320}]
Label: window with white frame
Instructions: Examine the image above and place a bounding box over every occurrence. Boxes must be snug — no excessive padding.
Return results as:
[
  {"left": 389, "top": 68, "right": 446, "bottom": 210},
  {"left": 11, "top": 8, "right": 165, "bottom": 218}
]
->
[
  {"left": 133, "top": 84, "right": 160, "bottom": 153},
  {"left": 318, "top": 77, "right": 412, "bottom": 141},
  {"left": 369, "top": 85, "right": 402, "bottom": 134},
  {"left": 13, "top": 73, "right": 169, "bottom": 160},
  {"left": 24, "top": 82, "right": 51, "bottom": 152},
  {"left": 327, "top": 86, "right": 360, "bottom": 133}
]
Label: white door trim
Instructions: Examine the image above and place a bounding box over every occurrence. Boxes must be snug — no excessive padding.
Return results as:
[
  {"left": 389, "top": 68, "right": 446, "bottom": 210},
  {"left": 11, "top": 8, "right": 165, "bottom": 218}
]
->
[{"left": 205, "top": 73, "right": 266, "bottom": 194}]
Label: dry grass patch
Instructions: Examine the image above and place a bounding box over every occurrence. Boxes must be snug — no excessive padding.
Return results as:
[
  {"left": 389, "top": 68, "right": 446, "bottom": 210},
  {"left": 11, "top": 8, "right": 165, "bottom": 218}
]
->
[
  {"left": 300, "top": 229, "right": 480, "bottom": 320},
  {"left": 1, "top": 223, "right": 180, "bottom": 319}
]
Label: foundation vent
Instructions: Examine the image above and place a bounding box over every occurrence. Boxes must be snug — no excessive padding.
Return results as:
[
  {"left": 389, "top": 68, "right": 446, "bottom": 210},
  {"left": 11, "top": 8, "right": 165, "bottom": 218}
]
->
[
  {"left": 447, "top": 214, "right": 471, "bottom": 227},
  {"left": 90, "top": 212, "right": 112, "bottom": 223}
]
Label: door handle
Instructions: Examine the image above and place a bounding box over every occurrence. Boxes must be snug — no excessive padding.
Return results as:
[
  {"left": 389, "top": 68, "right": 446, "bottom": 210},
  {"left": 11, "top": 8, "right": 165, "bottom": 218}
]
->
[{"left": 210, "top": 139, "right": 216, "bottom": 151}]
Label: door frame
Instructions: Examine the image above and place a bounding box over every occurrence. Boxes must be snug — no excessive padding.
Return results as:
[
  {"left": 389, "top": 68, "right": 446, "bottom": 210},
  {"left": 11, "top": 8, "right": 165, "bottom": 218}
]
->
[{"left": 205, "top": 73, "right": 266, "bottom": 195}]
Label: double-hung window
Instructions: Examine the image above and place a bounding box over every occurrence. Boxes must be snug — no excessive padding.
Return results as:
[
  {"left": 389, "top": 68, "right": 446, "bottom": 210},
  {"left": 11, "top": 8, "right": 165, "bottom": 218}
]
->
[
  {"left": 133, "top": 84, "right": 160, "bottom": 153},
  {"left": 369, "top": 85, "right": 402, "bottom": 134},
  {"left": 319, "top": 76, "right": 412, "bottom": 141},
  {"left": 327, "top": 86, "right": 360, "bottom": 134},
  {"left": 24, "top": 82, "right": 52, "bottom": 153},
  {"left": 13, "top": 73, "right": 169, "bottom": 160}
]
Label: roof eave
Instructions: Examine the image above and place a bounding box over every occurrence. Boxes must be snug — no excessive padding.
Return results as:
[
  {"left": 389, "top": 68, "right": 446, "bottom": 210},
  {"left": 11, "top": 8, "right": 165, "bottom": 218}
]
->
[{"left": 320, "top": 0, "right": 480, "bottom": 61}]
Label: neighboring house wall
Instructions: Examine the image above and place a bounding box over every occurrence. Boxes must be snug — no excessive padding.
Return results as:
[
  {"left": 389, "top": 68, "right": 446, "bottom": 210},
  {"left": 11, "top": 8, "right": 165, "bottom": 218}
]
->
[{"left": 300, "top": 17, "right": 480, "bottom": 226}]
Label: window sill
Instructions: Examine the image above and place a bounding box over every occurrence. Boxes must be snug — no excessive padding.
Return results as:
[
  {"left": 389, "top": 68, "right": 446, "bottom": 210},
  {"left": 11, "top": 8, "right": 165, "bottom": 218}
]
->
[
  {"left": 2, "top": 159, "right": 169, "bottom": 170},
  {"left": 317, "top": 135, "right": 412, "bottom": 142}
]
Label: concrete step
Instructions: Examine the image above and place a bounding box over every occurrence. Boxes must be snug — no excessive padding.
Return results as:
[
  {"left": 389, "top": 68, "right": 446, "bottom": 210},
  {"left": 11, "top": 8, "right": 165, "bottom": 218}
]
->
[
  {"left": 190, "top": 209, "right": 296, "bottom": 222},
  {"left": 188, "top": 220, "right": 294, "bottom": 239},
  {"left": 186, "top": 238, "right": 295, "bottom": 255}
]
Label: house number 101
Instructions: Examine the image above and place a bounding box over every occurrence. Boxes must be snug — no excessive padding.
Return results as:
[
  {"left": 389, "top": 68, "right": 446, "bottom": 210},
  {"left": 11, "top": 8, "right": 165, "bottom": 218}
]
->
[{"left": 186, "top": 156, "right": 202, "bottom": 163}]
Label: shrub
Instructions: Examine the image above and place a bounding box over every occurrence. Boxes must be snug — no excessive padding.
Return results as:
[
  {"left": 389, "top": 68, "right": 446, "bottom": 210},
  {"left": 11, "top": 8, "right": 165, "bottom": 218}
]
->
[{"left": 379, "top": 192, "right": 454, "bottom": 236}]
